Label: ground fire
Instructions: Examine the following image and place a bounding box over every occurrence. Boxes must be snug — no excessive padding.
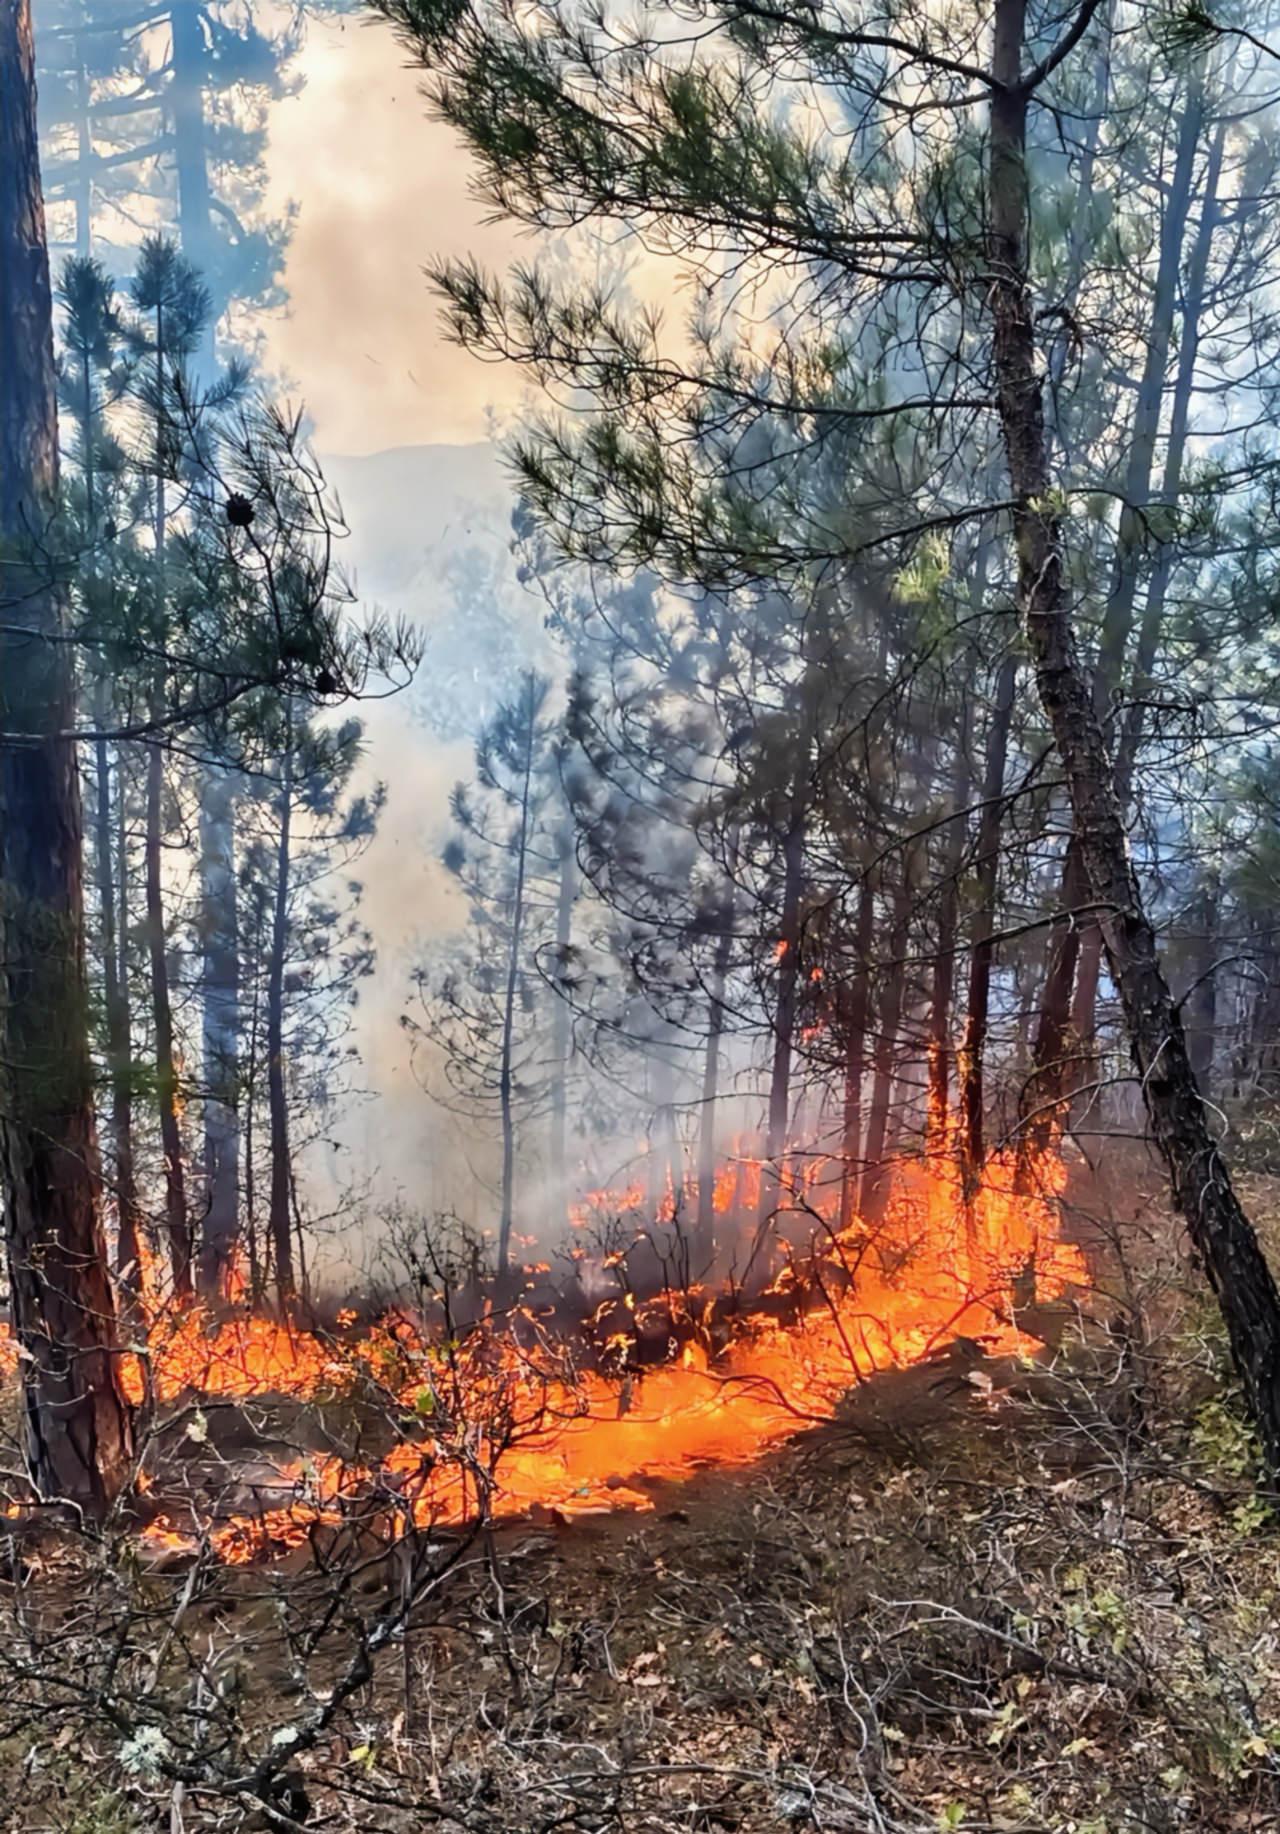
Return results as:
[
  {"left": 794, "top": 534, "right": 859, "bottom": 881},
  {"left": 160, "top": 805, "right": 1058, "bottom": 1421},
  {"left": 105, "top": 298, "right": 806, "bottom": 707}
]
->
[{"left": 0, "top": 1137, "right": 1086, "bottom": 1567}]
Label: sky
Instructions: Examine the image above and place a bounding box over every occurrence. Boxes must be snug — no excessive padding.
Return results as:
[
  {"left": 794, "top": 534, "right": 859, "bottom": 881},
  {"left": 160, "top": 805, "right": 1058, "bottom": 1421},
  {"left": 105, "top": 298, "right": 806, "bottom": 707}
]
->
[{"left": 261, "top": 13, "right": 524, "bottom": 455}]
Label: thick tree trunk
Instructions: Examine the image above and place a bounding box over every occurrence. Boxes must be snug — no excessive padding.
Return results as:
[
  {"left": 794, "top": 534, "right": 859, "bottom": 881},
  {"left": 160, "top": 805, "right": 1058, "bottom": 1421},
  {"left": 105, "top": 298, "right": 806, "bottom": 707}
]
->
[
  {"left": 958, "top": 648, "right": 1019, "bottom": 1195},
  {"left": 989, "top": 0, "right": 1280, "bottom": 1475},
  {"left": 267, "top": 717, "right": 295, "bottom": 1305},
  {"left": 0, "top": 0, "right": 134, "bottom": 1516},
  {"left": 198, "top": 766, "right": 240, "bottom": 1299}
]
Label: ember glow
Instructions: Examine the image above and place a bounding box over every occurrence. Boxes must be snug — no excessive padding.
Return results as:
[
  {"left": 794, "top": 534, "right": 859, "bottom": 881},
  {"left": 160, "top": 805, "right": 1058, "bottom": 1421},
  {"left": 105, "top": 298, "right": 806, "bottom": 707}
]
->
[{"left": 107, "top": 1137, "right": 1085, "bottom": 1564}]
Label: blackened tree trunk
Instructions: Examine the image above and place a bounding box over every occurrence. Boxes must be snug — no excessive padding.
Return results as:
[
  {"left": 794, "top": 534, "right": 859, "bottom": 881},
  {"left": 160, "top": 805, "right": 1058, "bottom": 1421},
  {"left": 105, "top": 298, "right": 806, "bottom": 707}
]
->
[
  {"left": 989, "top": 0, "right": 1280, "bottom": 1476},
  {"left": 0, "top": 0, "right": 134, "bottom": 1515},
  {"left": 198, "top": 765, "right": 240, "bottom": 1299},
  {"left": 958, "top": 647, "right": 1019, "bottom": 1197},
  {"left": 267, "top": 710, "right": 295, "bottom": 1305}
]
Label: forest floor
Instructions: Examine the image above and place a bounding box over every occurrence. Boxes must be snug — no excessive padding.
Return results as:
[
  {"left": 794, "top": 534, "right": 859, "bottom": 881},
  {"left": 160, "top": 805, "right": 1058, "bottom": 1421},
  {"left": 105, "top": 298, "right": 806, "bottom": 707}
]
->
[{"left": 7, "top": 1163, "right": 1280, "bottom": 1832}]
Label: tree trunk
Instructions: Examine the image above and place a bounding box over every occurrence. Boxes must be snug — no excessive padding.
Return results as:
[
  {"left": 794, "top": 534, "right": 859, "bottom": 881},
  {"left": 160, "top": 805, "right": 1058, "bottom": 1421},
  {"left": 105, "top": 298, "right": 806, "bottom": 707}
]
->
[
  {"left": 695, "top": 895, "right": 733, "bottom": 1260},
  {"left": 267, "top": 711, "right": 295, "bottom": 1305},
  {"left": 1187, "top": 871, "right": 1221, "bottom": 1094},
  {"left": 497, "top": 690, "right": 535, "bottom": 1274},
  {"left": 94, "top": 708, "right": 139, "bottom": 1290},
  {"left": 755, "top": 693, "right": 817, "bottom": 1241},
  {"left": 548, "top": 820, "right": 573, "bottom": 1225},
  {"left": 1069, "top": 60, "right": 1206, "bottom": 1061},
  {"left": 839, "top": 870, "right": 876, "bottom": 1230},
  {"left": 1017, "top": 833, "right": 1089, "bottom": 1182},
  {"left": 0, "top": 0, "right": 134, "bottom": 1516},
  {"left": 169, "top": 0, "right": 215, "bottom": 365},
  {"left": 989, "top": 0, "right": 1280, "bottom": 1475},
  {"left": 926, "top": 730, "right": 971, "bottom": 1144},
  {"left": 198, "top": 765, "right": 240, "bottom": 1299},
  {"left": 145, "top": 725, "right": 191, "bottom": 1300},
  {"left": 860, "top": 847, "right": 916, "bottom": 1223},
  {"left": 958, "top": 648, "right": 1019, "bottom": 1196},
  {"left": 1113, "top": 99, "right": 1227, "bottom": 812}
]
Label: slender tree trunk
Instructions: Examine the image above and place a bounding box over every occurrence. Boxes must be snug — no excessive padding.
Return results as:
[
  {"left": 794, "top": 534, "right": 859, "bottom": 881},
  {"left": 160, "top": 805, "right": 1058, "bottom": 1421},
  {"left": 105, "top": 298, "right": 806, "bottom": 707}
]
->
[
  {"left": 243, "top": 916, "right": 262, "bottom": 1305},
  {"left": 497, "top": 691, "right": 535, "bottom": 1274},
  {"left": 169, "top": 0, "right": 215, "bottom": 367},
  {"left": 927, "top": 734, "right": 971, "bottom": 1145},
  {"left": 696, "top": 896, "right": 733, "bottom": 1258},
  {"left": 1114, "top": 100, "right": 1227, "bottom": 811},
  {"left": 267, "top": 712, "right": 295, "bottom": 1305},
  {"left": 198, "top": 766, "right": 240, "bottom": 1299},
  {"left": 72, "top": 1, "right": 91, "bottom": 253},
  {"left": 0, "top": 0, "right": 134, "bottom": 1515},
  {"left": 145, "top": 728, "right": 191, "bottom": 1300},
  {"left": 958, "top": 648, "right": 1019, "bottom": 1196},
  {"left": 989, "top": 0, "right": 1280, "bottom": 1475},
  {"left": 94, "top": 705, "right": 139, "bottom": 1289},
  {"left": 860, "top": 847, "right": 916, "bottom": 1223},
  {"left": 1187, "top": 871, "right": 1221, "bottom": 1094},
  {"left": 756, "top": 694, "right": 817, "bottom": 1238},
  {"left": 839, "top": 870, "right": 876, "bottom": 1230},
  {"left": 1069, "top": 62, "right": 1206, "bottom": 1061},
  {"left": 1017, "top": 834, "right": 1089, "bottom": 1183},
  {"left": 548, "top": 821, "right": 573, "bottom": 1224}
]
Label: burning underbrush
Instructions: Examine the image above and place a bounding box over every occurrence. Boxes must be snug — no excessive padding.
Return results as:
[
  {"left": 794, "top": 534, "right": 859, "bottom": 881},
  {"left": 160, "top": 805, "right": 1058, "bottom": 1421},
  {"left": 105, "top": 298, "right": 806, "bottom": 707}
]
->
[{"left": 70, "top": 1142, "right": 1089, "bottom": 1567}]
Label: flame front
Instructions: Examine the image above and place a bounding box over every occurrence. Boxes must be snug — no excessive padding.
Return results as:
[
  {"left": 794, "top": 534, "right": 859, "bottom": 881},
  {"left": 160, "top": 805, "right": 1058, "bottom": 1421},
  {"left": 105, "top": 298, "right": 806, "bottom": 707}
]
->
[{"left": 106, "top": 1138, "right": 1084, "bottom": 1564}]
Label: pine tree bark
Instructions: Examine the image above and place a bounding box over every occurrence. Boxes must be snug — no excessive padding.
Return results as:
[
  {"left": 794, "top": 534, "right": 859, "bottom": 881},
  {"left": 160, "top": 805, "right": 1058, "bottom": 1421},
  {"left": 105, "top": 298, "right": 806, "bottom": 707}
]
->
[
  {"left": 0, "top": 0, "right": 134, "bottom": 1516},
  {"left": 989, "top": 0, "right": 1280, "bottom": 1474}
]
